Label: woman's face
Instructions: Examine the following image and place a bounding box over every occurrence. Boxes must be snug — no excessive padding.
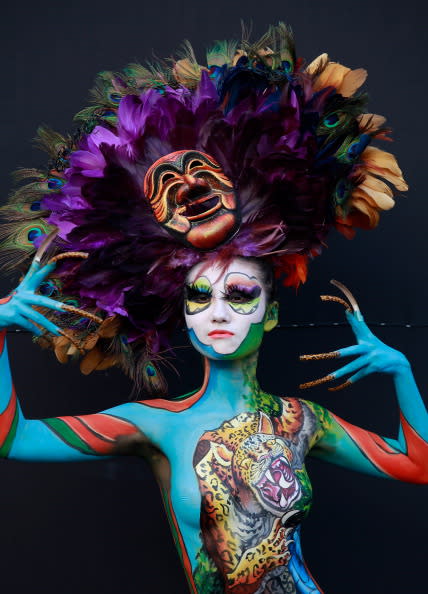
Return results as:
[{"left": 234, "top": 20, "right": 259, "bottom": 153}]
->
[{"left": 184, "top": 258, "right": 276, "bottom": 360}]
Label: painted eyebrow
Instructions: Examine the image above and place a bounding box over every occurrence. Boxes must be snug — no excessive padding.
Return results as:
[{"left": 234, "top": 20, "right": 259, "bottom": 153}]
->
[{"left": 223, "top": 283, "right": 262, "bottom": 298}]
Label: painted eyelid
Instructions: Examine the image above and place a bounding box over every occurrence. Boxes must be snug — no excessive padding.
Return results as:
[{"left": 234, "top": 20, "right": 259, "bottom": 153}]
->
[{"left": 223, "top": 285, "right": 262, "bottom": 297}]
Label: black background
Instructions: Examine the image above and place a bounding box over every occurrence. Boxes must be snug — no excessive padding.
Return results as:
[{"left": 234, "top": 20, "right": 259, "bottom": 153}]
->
[{"left": 0, "top": 1, "right": 427, "bottom": 592}]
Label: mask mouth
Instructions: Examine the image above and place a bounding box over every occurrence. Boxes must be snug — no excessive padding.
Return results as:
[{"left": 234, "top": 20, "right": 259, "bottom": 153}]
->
[
  {"left": 178, "top": 194, "right": 221, "bottom": 221},
  {"left": 256, "top": 455, "right": 300, "bottom": 510}
]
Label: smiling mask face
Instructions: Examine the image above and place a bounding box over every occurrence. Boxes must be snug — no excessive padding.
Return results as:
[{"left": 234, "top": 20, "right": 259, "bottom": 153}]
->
[
  {"left": 184, "top": 258, "right": 275, "bottom": 359},
  {"left": 143, "top": 150, "right": 240, "bottom": 249}
]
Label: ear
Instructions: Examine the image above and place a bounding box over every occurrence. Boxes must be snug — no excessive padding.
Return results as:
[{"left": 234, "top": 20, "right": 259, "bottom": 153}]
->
[{"left": 264, "top": 301, "right": 279, "bottom": 332}]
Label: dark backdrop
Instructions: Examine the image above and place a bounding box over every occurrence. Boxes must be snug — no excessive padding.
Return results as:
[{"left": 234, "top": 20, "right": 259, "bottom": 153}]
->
[{"left": 0, "top": 1, "right": 427, "bottom": 593}]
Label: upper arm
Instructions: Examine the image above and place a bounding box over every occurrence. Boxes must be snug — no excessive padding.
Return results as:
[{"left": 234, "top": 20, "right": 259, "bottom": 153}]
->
[
  {"left": 2, "top": 391, "right": 172, "bottom": 462},
  {"left": 303, "top": 399, "right": 428, "bottom": 483},
  {"left": 8, "top": 403, "right": 150, "bottom": 462}
]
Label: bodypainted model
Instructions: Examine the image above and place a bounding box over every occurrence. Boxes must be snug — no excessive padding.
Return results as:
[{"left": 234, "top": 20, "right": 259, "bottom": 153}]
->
[
  {"left": 0, "top": 23, "right": 426, "bottom": 593},
  {"left": 0, "top": 256, "right": 427, "bottom": 593}
]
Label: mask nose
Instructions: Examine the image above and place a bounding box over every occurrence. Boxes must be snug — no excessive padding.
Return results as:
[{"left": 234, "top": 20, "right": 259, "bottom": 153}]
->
[{"left": 176, "top": 175, "right": 210, "bottom": 203}]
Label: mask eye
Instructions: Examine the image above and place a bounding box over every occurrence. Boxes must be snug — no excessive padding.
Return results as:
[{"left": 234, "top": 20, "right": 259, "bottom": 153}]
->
[
  {"left": 189, "top": 160, "right": 204, "bottom": 168},
  {"left": 161, "top": 172, "right": 175, "bottom": 183}
]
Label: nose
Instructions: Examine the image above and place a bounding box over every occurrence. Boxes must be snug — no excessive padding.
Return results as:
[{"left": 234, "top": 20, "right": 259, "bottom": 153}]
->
[{"left": 210, "top": 297, "right": 231, "bottom": 324}]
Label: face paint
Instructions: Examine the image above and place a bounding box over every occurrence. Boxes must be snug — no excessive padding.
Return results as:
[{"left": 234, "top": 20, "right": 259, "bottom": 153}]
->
[
  {"left": 143, "top": 150, "right": 240, "bottom": 249},
  {"left": 184, "top": 258, "right": 270, "bottom": 358},
  {"left": 223, "top": 272, "right": 262, "bottom": 315},
  {"left": 185, "top": 276, "right": 213, "bottom": 315}
]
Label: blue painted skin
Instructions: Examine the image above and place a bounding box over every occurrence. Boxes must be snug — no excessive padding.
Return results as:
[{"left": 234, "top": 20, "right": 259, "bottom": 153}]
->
[{"left": 0, "top": 260, "right": 427, "bottom": 593}]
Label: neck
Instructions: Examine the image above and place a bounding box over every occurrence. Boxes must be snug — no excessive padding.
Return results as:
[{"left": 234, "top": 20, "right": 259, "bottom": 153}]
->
[{"left": 199, "top": 351, "right": 261, "bottom": 411}]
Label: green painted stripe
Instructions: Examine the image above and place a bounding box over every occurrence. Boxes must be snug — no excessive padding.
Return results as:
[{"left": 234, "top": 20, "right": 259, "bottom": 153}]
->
[
  {"left": 160, "top": 486, "right": 184, "bottom": 564},
  {"left": 171, "top": 389, "right": 198, "bottom": 402},
  {"left": 0, "top": 407, "right": 19, "bottom": 458},
  {"left": 43, "top": 418, "right": 96, "bottom": 455}
]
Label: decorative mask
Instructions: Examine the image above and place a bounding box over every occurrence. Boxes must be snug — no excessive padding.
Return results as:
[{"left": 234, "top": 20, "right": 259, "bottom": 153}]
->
[{"left": 143, "top": 150, "right": 240, "bottom": 249}]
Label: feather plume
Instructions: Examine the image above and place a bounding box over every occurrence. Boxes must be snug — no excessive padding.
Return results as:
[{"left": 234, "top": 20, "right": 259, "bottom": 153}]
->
[{"left": 0, "top": 23, "right": 407, "bottom": 397}]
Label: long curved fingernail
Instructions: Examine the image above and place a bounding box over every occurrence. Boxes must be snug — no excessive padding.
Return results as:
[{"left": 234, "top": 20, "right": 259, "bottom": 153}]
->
[
  {"left": 61, "top": 304, "right": 103, "bottom": 324},
  {"left": 300, "top": 352, "right": 340, "bottom": 361},
  {"left": 299, "top": 374, "right": 335, "bottom": 389},
  {"left": 328, "top": 380, "right": 352, "bottom": 392}
]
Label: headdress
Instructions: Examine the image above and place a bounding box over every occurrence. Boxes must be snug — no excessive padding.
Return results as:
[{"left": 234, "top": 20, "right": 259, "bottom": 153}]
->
[{"left": 0, "top": 23, "right": 407, "bottom": 395}]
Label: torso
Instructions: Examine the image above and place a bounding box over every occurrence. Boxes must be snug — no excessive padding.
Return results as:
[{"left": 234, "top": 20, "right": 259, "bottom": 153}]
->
[{"left": 140, "top": 393, "right": 324, "bottom": 594}]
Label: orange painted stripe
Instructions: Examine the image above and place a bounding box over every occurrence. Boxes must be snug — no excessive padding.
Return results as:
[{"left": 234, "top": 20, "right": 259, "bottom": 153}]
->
[
  {"left": 76, "top": 414, "right": 137, "bottom": 440},
  {"left": 0, "top": 385, "right": 17, "bottom": 446},
  {"left": 142, "top": 359, "right": 209, "bottom": 412},
  {"left": 60, "top": 416, "right": 115, "bottom": 454},
  {"left": 333, "top": 412, "right": 428, "bottom": 483}
]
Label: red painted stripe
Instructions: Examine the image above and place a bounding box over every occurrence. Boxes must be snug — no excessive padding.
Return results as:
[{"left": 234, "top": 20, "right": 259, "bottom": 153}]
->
[
  {"left": 76, "top": 414, "right": 137, "bottom": 440},
  {"left": 142, "top": 359, "right": 209, "bottom": 412},
  {"left": 0, "top": 293, "right": 15, "bottom": 305},
  {"left": 0, "top": 330, "right": 6, "bottom": 356},
  {"left": 59, "top": 416, "right": 116, "bottom": 454},
  {"left": 59, "top": 414, "right": 139, "bottom": 455},
  {"left": 0, "top": 385, "right": 17, "bottom": 447},
  {"left": 333, "top": 412, "right": 428, "bottom": 483}
]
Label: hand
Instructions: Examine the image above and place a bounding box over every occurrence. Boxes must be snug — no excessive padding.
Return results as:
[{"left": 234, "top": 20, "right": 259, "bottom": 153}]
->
[
  {"left": 0, "top": 261, "right": 63, "bottom": 336},
  {"left": 299, "top": 310, "right": 410, "bottom": 391}
]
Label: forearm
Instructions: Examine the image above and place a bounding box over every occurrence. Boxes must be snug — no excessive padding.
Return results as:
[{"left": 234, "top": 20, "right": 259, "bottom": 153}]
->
[
  {"left": 0, "top": 331, "right": 21, "bottom": 457},
  {"left": 391, "top": 364, "right": 428, "bottom": 445},
  {"left": 328, "top": 365, "right": 428, "bottom": 483}
]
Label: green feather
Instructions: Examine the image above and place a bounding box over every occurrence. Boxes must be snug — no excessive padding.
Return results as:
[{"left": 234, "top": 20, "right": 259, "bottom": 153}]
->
[{"left": 206, "top": 40, "right": 238, "bottom": 67}]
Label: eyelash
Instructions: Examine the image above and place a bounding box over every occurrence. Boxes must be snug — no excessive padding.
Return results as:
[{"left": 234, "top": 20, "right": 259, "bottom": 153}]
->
[
  {"left": 222, "top": 284, "right": 258, "bottom": 303},
  {"left": 185, "top": 284, "right": 213, "bottom": 303},
  {"left": 185, "top": 284, "right": 260, "bottom": 304}
]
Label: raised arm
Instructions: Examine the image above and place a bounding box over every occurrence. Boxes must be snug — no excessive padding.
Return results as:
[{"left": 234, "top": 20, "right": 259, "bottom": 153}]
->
[
  {"left": 0, "top": 261, "right": 167, "bottom": 462},
  {"left": 301, "top": 308, "right": 428, "bottom": 483}
]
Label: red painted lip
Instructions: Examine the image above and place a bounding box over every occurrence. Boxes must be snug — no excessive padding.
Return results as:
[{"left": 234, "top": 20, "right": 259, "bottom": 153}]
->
[{"left": 208, "top": 330, "right": 234, "bottom": 337}]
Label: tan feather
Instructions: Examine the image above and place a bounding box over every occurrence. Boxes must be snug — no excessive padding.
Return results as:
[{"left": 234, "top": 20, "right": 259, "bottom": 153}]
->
[
  {"left": 339, "top": 68, "right": 367, "bottom": 97},
  {"left": 80, "top": 348, "right": 105, "bottom": 375},
  {"left": 362, "top": 147, "right": 408, "bottom": 191},
  {"left": 358, "top": 113, "right": 387, "bottom": 133},
  {"left": 305, "top": 53, "right": 329, "bottom": 75}
]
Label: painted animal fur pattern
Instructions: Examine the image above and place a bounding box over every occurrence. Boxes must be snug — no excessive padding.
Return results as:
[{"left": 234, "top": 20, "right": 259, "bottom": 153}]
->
[{"left": 193, "top": 399, "right": 316, "bottom": 593}]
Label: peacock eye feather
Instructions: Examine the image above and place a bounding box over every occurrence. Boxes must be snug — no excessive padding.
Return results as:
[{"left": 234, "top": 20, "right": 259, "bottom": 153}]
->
[
  {"left": 282, "top": 60, "right": 292, "bottom": 73},
  {"left": 27, "top": 228, "right": 43, "bottom": 243},
  {"left": 47, "top": 177, "right": 65, "bottom": 190},
  {"left": 323, "top": 113, "right": 340, "bottom": 128},
  {"left": 39, "top": 278, "right": 61, "bottom": 297},
  {"left": 108, "top": 92, "right": 122, "bottom": 104}
]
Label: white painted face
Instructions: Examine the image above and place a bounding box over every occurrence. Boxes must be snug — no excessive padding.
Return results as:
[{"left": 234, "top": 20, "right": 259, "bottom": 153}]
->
[{"left": 184, "top": 258, "right": 268, "bottom": 357}]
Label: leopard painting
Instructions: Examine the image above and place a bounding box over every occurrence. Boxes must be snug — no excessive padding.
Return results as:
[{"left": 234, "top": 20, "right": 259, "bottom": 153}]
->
[{"left": 192, "top": 398, "right": 318, "bottom": 593}]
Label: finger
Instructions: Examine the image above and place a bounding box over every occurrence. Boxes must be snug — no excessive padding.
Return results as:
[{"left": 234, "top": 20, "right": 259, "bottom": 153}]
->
[
  {"left": 300, "top": 354, "right": 371, "bottom": 390},
  {"left": 13, "top": 314, "right": 43, "bottom": 336},
  {"left": 328, "top": 367, "right": 371, "bottom": 391},
  {"left": 337, "top": 344, "right": 367, "bottom": 358},
  {"left": 18, "top": 304, "right": 61, "bottom": 336},
  {"left": 345, "top": 310, "right": 372, "bottom": 341},
  {"left": 24, "top": 293, "right": 65, "bottom": 312},
  {"left": 20, "top": 261, "right": 42, "bottom": 286},
  {"left": 300, "top": 344, "right": 366, "bottom": 361},
  {"left": 331, "top": 355, "right": 369, "bottom": 380},
  {"left": 26, "top": 262, "right": 57, "bottom": 291}
]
